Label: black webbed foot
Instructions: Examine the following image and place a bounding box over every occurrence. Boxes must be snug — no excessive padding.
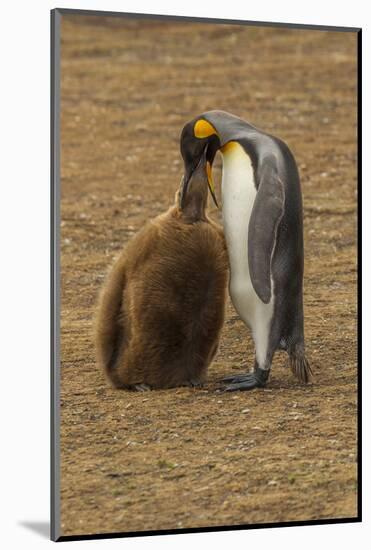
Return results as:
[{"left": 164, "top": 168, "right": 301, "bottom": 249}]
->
[
  {"left": 222, "top": 373, "right": 254, "bottom": 384},
  {"left": 186, "top": 378, "right": 204, "bottom": 388},
  {"left": 222, "top": 368, "right": 270, "bottom": 392}
]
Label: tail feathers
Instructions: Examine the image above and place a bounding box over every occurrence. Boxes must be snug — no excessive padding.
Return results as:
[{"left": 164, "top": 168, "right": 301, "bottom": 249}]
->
[{"left": 289, "top": 349, "right": 313, "bottom": 384}]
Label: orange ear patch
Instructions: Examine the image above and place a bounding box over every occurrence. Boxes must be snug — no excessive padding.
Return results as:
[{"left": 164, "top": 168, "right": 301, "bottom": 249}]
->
[{"left": 194, "top": 119, "right": 218, "bottom": 139}]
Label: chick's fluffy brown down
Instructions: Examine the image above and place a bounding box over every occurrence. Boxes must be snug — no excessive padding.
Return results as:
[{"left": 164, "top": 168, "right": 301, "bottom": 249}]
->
[{"left": 95, "top": 202, "right": 228, "bottom": 390}]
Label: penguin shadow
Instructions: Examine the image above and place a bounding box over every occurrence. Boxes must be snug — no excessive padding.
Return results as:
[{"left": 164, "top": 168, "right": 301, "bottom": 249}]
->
[
  {"left": 267, "top": 365, "right": 317, "bottom": 391},
  {"left": 267, "top": 378, "right": 316, "bottom": 392},
  {"left": 18, "top": 521, "right": 49, "bottom": 539}
]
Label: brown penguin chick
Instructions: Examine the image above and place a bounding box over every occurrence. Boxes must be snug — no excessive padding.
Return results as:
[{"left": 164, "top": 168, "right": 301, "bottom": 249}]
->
[{"left": 94, "top": 151, "right": 228, "bottom": 391}]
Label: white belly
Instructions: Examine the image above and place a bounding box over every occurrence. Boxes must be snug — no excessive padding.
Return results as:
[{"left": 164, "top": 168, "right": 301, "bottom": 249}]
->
[{"left": 221, "top": 142, "right": 274, "bottom": 366}]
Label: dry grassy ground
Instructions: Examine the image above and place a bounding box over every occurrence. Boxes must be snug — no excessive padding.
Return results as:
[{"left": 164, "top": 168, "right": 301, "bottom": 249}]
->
[{"left": 59, "top": 14, "right": 358, "bottom": 537}]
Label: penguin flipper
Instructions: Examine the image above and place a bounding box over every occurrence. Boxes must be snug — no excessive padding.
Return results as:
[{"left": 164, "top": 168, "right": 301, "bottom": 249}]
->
[{"left": 248, "top": 159, "right": 285, "bottom": 304}]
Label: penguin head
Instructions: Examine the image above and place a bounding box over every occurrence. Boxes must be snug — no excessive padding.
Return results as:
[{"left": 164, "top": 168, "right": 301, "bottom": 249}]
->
[
  {"left": 178, "top": 145, "right": 211, "bottom": 222},
  {"left": 180, "top": 117, "right": 220, "bottom": 209}
]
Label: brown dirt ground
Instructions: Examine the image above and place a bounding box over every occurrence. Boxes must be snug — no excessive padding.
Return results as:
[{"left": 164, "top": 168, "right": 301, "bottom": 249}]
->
[{"left": 59, "top": 14, "right": 358, "bottom": 537}]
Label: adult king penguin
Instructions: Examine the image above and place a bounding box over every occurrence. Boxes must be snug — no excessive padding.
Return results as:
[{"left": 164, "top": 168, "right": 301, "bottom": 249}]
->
[{"left": 180, "top": 110, "right": 312, "bottom": 391}]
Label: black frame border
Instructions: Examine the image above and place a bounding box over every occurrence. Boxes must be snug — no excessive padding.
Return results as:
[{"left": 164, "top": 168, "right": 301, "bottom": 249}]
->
[{"left": 51, "top": 7, "right": 362, "bottom": 542}]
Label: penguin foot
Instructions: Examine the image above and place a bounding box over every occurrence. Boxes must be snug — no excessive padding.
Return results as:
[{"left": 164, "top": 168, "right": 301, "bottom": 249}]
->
[
  {"left": 222, "top": 373, "right": 253, "bottom": 384},
  {"left": 222, "top": 368, "right": 270, "bottom": 392},
  {"left": 133, "top": 383, "right": 151, "bottom": 392},
  {"left": 185, "top": 378, "right": 204, "bottom": 388}
]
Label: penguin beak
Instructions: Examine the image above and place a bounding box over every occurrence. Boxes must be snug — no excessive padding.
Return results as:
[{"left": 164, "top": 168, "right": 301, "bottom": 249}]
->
[
  {"left": 180, "top": 143, "right": 219, "bottom": 210},
  {"left": 180, "top": 159, "right": 218, "bottom": 210},
  {"left": 206, "top": 160, "right": 218, "bottom": 208}
]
